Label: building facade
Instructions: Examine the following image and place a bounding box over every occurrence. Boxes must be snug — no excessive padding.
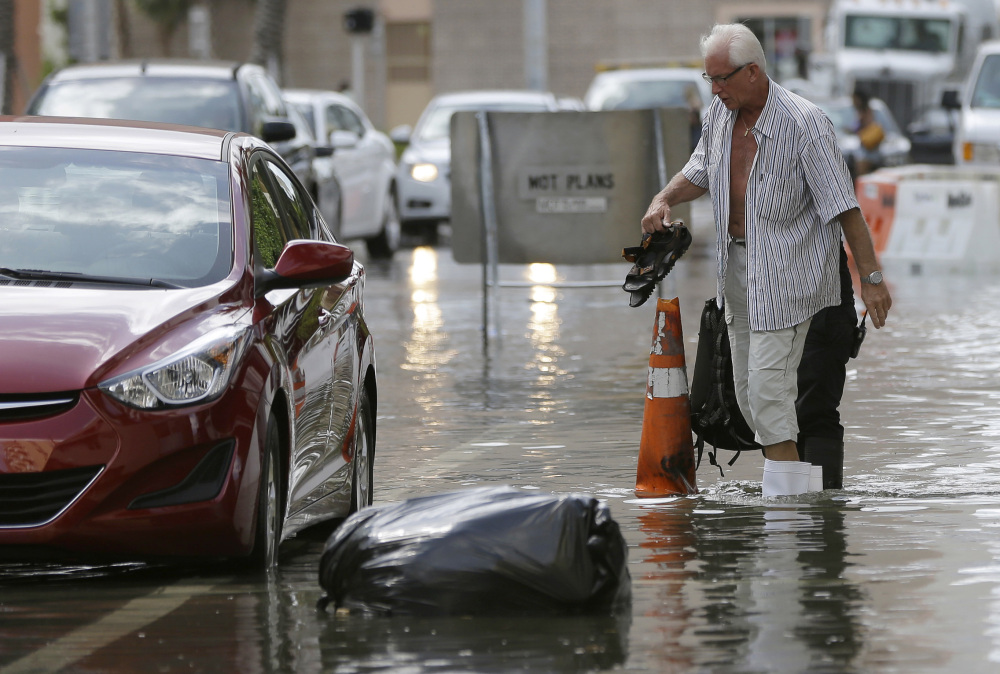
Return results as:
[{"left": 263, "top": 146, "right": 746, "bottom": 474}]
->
[{"left": 14, "top": 0, "right": 832, "bottom": 129}]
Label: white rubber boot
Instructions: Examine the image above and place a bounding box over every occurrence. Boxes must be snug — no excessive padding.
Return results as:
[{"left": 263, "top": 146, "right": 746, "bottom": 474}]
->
[
  {"left": 762, "top": 459, "right": 812, "bottom": 497},
  {"left": 808, "top": 465, "right": 823, "bottom": 492}
]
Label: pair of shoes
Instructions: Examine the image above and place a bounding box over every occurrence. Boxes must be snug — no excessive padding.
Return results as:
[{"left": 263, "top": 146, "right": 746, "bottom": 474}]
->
[{"left": 622, "top": 223, "right": 692, "bottom": 308}]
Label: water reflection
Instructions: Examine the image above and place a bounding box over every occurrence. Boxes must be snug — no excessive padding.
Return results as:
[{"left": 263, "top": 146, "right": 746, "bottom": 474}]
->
[
  {"left": 636, "top": 501, "right": 865, "bottom": 673},
  {"left": 316, "top": 613, "right": 630, "bottom": 673},
  {"left": 525, "top": 264, "right": 567, "bottom": 419},
  {"left": 401, "top": 247, "right": 457, "bottom": 423}
]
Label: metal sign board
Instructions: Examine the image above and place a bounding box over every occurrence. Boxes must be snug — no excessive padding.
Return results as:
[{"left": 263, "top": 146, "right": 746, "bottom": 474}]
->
[{"left": 450, "top": 108, "right": 691, "bottom": 264}]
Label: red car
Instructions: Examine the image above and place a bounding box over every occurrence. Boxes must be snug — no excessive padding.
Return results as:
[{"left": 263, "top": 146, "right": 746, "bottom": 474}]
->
[{"left": 0, "top": 116, "right": 376, "bottom": 569}]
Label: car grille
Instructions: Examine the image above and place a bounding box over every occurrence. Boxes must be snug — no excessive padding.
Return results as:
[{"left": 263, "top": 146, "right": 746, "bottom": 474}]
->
[
  {"left": 0, "top": 395, "right": 78, "bottom": 422},
  {"left": 855, "top": 78, "right": 916, "bottom": 129},
  {"left": 0, "top": 465, "right": 103, "bottom": 527}
]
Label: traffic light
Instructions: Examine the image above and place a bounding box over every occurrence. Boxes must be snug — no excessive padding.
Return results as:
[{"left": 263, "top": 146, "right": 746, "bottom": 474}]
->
[{"left": 344, "top": 8, "right": 375, "bottom": 34}]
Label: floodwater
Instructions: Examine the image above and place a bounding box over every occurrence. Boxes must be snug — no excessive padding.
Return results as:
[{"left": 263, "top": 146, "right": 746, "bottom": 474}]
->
[{"left": 4, "top": 230, "right": 1000, "bottom": 673}]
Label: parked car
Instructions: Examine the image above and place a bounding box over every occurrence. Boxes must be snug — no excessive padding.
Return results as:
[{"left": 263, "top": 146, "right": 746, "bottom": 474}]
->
[
  {"left": 0, "top": 116, "right": 376, "bottom": 568},
  {"left": 583, "top": 67, "right": 712, "bottom": 151},
  {"left": 25, "top": 60, "right": 341, "bottom": 235},
  {"left": 813, "top": 96, "right": 912, "bottom": 176},
  {"left": 283, "top": 88, "right": 400, "bottom": 258},
  {"left": 583, "top": 67, "right": 712, "bottom": 113},
  {"left": 391, "top": 90, "right": 562, "bottom": 243}
]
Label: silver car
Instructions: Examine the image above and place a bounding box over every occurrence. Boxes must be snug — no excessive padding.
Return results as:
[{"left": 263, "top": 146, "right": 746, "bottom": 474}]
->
[
  {"left": 391, "top": 90, "right": 561, "bottom": 243},
  {"left": 284, "top": 89, "right": 401, "bottom": 259},
  {"left": 814, "top": 96, "right": 912, "bottom": 174},
  {"left": 583, "top": 67, "right": 712, "bottom": 113}
]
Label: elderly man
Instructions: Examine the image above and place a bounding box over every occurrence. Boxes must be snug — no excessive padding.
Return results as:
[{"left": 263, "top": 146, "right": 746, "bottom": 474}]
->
[{"left": 641, "top": 24, "right": 892, "bottom": 496}]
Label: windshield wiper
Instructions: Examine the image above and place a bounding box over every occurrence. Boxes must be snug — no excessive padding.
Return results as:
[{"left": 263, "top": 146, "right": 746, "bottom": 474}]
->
[{"left": 0, "top": 267, "right": 183, "bottom": 289}]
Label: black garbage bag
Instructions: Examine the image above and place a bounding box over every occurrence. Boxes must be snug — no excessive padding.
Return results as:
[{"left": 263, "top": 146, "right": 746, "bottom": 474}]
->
[{"left": 318, "top": 486, "right": 631, "bottom": 616}]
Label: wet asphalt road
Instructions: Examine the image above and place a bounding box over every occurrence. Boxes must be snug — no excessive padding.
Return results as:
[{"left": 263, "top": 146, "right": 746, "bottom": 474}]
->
[{"left": 5, "top": 224, "right": 1000, "bottom": 672}]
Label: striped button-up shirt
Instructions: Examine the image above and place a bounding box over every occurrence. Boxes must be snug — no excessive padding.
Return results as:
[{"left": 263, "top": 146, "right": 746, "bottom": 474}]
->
[{"left": 682, "top": 80, "right": 858, "bottom": 331}]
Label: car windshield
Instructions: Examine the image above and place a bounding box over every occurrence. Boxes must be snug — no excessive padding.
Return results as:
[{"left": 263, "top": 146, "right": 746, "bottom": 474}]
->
[
  {"left": 0, "top": 147, "right": 232, "bottom": 287},
  {"left": 843, "top": 15, "right": 951, "bottom": 54},
  {"left": 29, "top": 77, "right": 243, "bottom": 132},
  {"left": 414, "top": 100, "right": 553, "bottom": 142},
  {"left": 972, "top": 54, "right": 1000, "bottom": 109},
  {"left": 586, "top": 78, "right": 704, "bottom": 111}
]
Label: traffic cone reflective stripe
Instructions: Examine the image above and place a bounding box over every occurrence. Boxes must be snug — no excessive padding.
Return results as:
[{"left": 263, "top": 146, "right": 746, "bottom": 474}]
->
[{"left": 635, "top": 297, "right": 698, "bottom": 497}]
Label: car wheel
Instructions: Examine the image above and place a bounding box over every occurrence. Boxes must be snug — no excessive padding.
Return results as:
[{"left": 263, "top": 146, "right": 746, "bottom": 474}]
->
[
  {"left": 421, "top": 221, "right": 440, "bottom": 246},
  {"left": 349, "top": 391, "right": 375, "bottom": 513},
  {"left": 402, "top": 219, "right": 439, "bottom": 246},
  {"left": 365, "top": 191, "right": 401, "bottom": 259},
  {"left": 248, "top": 414, "right": 283, "bottom": 569}
]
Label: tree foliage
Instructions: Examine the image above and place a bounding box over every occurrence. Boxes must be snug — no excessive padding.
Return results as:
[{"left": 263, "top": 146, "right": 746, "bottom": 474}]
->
[{"left": 133, "top": 0, "right": 193, "bottom": 56}]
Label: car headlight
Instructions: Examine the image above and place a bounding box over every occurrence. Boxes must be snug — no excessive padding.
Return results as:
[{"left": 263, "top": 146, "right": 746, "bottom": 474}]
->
[
  {"left": 410, "top": 162, "right": 439, "bottom": 182},
  {"left": 100, "top": 325, "right": 252, "bottom": 409}
]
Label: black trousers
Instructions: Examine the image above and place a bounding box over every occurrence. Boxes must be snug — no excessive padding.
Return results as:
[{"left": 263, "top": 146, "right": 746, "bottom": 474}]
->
[{"left": 796, "top": 247, "right": 856, "bottom": 443}]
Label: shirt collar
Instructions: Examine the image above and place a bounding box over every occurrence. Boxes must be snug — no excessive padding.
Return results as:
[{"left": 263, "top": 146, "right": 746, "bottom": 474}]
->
[
  {"left": 752, "top": 78, "right": 780, "bottom": 139},
  {"left": 722, "top": 78, "right": 777, "bottom": 138}
]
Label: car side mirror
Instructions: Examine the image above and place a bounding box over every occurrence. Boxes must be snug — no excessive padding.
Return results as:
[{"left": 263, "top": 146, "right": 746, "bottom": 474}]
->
[
  {"left": 314, "top": 146, "right": 335, "bottom": 158},
  {"left": 255, "top": 240, "right": 354, "bottom": 297},
  {"left": 261, "top": 119, "right": 298, "bottom": 143},
  {"left": 389, "top": 124, "right": 412, "bottom": 144},
  {"left": 329, "top": 130, "right": 360, "bottom": 150},
  {"left": 941, "top": 89, "right": 961, "bottom": 110}
]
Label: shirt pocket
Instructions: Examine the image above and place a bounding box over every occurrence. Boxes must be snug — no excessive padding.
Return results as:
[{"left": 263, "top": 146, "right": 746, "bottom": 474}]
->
[{"left": 755, "top": 172, "right": 805, "bottom": 223}]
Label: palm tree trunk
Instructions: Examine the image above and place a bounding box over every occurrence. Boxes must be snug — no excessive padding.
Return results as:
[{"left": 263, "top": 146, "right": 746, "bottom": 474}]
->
[
  {"left": 249, "top": 0, "right": 286, "bottom": 84},
  {"left": 0, "top": 0, "right": 14, "bottom": 114},
  {"left": 115, "top": 0, "right": 132, "bottom": 58}
]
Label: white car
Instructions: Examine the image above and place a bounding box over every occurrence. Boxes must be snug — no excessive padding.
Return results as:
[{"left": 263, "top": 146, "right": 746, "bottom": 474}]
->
[
  {"left": 583, "top": 67, "right": 712, "bottom": 112},
  {"left": 284, "top": 89, "right": 400, "bottom": 258},
  {"left": 391, "top": 90, "right": 562, "bottom": 243},
  {"left": 948, "top": 40, "right": 1000, "bottom": 165}
]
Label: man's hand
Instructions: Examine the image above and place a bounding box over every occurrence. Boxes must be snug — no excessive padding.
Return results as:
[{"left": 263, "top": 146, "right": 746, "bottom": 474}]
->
[
  {"left": 640, "top": 172, "right": 707, "bottom": 234},
  {"left": 860, "top": 281, "right": 892, "bottom": 329},
  {"left": 838, "top": 207, "right": 892, "bottom": 329},
  {"left": 641, "top": 194, "right": 673, "bottom": 234}
]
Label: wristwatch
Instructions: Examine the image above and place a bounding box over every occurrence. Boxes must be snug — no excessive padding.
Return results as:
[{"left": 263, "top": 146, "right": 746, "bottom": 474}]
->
[{"left": 861, "top": 270, "right": 884, "bottom": 285}]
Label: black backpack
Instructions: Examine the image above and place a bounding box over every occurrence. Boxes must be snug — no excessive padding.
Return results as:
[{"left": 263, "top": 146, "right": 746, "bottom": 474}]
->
[{"left": 688, "top": 298, "right": 762, "bottom": 473}]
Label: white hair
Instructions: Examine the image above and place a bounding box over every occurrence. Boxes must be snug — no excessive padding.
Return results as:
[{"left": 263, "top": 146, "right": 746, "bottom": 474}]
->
[{"left": 700, "top": 24, "right": 767, "bottom": 73}]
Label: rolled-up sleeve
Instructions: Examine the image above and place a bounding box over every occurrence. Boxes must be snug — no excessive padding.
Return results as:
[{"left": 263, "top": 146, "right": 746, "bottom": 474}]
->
[
  {"left": 800, "top": 132, "right": 858, "bottom": 225},
  {"left": 682, "top": 132, "right": 710, "bottom": 189}
]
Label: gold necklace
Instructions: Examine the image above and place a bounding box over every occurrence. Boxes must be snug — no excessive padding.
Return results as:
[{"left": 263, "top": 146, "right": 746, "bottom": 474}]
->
[{"left": 741, "top": 114, "right": 753, "bottom": 137}]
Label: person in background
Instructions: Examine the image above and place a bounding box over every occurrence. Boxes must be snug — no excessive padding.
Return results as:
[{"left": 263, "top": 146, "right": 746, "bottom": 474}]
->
[
  {"left": 795, "top": 244, "right": 858, "bottom": 490},
  {"left": 685, "top": 83, "right": 704, "bottom": 152},
  {"left": 851, "top": 88, "right": 883, "bottom": 177}
]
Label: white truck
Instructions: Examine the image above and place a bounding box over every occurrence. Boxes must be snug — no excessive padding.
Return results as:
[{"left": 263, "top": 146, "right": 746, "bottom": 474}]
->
[
  {"left": 945, "top": 40, "right": 1000, "bottom": 164},
  {"left": 822, "top": 0, "right": 998, "bottom": 129}
]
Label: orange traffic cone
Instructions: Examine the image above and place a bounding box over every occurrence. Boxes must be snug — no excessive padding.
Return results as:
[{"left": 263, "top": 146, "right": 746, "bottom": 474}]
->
[{"left": 635, "top": 297, "right": 698, "bottom": 496}]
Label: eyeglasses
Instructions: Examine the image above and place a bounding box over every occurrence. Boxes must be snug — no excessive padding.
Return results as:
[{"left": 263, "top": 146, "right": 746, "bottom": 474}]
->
[{"left": 702, "top": 63, "right": 749, "bottom": 86}]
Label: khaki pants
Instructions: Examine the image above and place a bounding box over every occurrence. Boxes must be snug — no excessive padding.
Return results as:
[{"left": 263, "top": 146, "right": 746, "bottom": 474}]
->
[{"left": 724, "top": 239, "right": 812, "bottom": 447}]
